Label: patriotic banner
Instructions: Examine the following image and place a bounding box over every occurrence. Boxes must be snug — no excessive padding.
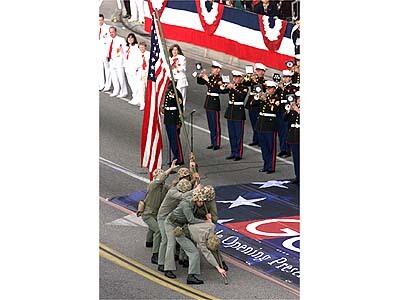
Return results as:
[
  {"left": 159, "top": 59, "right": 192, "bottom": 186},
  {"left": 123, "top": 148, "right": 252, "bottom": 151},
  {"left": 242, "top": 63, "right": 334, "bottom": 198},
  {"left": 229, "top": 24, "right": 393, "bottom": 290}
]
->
[
  {"left": 144, "top": 0, "right": 297, "bottom": 70},
  {"left": 109, "top": 179, "right": 300, "bottom": 288},
  {"left": 141, "top": 17, "right": 171, "bottom": 179}
]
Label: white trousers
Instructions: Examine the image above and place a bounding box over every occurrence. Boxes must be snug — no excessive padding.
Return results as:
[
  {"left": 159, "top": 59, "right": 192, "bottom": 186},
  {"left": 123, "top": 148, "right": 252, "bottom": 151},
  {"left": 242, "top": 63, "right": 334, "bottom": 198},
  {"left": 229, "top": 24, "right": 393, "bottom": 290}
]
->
[
  {"left": 132, "top": 73, "right": 146, "bottom": 108},
  {"left": 177, "top": 86, "right": 187, "bottom": 110},
  {"left": 130, "top": 0, "right": 145, "bottom": 22},
  {"left": 99, "top": 59, "right": 111, "bottom": 90},
  {"left": 109, "top": 62, "right": 128, "bottom": 96},
  {"left": 124, "top": 67, "right": 135, "bottom": 98}
]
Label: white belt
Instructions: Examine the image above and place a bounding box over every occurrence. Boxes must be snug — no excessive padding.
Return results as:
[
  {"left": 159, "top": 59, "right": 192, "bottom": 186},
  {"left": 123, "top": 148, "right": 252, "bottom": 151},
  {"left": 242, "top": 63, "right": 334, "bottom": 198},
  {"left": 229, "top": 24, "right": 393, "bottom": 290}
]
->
[
  {"left": 207, "top": 92, "right": 219, "bottom": 96},
  {"left": 164, "top": 107, "right": 177, "bottom": 111},
  {"left": 249, "top": 92, "right": 257, "bottom": 95},
  {"left": 280, "top": 100, "right": 288, "bottom": 103},
  {"left": 291, "top": 123, "right": 300, "bottom": 128},
  {"left": 228, "top": 101, "right": 244, "bottom": 105},
  {"left": 259, "top": 113, "right": 276, "bottom": 117}
]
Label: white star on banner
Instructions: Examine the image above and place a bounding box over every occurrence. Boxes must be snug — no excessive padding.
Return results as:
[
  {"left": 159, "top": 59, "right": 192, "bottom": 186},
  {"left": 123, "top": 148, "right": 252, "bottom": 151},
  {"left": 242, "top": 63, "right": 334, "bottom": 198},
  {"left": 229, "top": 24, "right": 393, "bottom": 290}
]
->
[
  {"left": 217, "top": 218, "right": 234, "bottom": 224},
  {"left": 217, "top": 196, "right": 266, "bottom": 209},
  {"left": 252, "top": 180, "right": 291, "bottom": 189}
]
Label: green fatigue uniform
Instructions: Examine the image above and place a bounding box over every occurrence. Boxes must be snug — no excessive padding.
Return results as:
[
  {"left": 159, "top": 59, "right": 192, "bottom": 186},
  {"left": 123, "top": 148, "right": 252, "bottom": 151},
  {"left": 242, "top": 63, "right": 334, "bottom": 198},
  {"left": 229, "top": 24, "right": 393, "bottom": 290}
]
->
[
  {"left": 165, "top": 199, "right": 205, "bottom": 275},
  {"left": 193, "top": 200, "right": 219, "bottom": 224},
  {"left": 157, "top": 187, "right": 193, "bottom": 267},
  {"left": 141, "top": 172, "right": 170, "bottom": 255},
  {"left": 188, "top": 222, "right": 219, "bottom": 268}
]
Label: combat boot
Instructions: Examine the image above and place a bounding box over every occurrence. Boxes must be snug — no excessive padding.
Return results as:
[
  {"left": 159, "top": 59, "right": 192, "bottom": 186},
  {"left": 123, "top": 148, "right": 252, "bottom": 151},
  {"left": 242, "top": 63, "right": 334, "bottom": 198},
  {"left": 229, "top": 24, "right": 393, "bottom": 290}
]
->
[
  {"left": 157, "top": 265, "right": 164, "bottom": 272},
  {"left": 187, "top": 274, "right": 204, "bottom": 284},
  {"left": 164, "top": 271, "right": 176, "bottom": 279},
  {"left": 151, "top": 253, "right": 158, "bottom": 264}
]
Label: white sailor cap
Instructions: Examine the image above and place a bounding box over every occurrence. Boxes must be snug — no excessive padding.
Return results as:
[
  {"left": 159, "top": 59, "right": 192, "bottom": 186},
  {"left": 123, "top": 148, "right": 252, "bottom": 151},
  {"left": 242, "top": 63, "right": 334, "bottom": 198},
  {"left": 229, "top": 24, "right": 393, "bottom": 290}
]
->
[
  {"left": 254, "top": 63, "right": 267, "bottom": 71},
  {"left": 265, "top": 80, "right": 278, "bottom": 88},
  {"left": 282, "top": 70, "right": 294, "bottom": 77},
  {"left": 232, "top": 70, "right": 243, "bottom": 77},
  {"left": 295, "top": 91, "right": 300, "bottom": 97},
  {"left": 211, "top": 60, "right": 222, "bottom": 68}
]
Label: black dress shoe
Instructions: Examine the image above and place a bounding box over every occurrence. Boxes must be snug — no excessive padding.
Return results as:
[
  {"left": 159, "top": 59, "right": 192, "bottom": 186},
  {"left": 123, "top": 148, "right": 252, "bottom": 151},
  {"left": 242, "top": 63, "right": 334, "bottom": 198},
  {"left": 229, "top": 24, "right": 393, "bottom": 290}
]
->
[
  {"left": 164, "top": 271, "right": 176, "bottom": 279},
  {"left": 187, "top": 274, "right": 204, "bottom": 285},
  {"left": 282, "top": 151, "right": 291, "bottom": 158},
  {"left": 291, "top": 178, "right": 299, "bottom": 184},
  {"left": 123, "top": 14, "right": 131, "bottom": 18},
  {"left": 266, "top": 170, "right": 275, "bottom": 174},
  {"left": 258, "top": 168, "right": 267, "bottom": 172},
  {"left": 182, "top": 260, "right": 189, "bottom": 268},
  {"left": 158, "top": 265, "right": 164, "bottom": 272},
  {"left": 213, "top": 146, "right": 220, "bottom": 150},
  {"left": 277, "top": 151, "right": 285, "bottom": 157},
  {"left": 151, "top": 253, "right": 158, "bottom": 265},
  {"left": 234, "top": 157, "right": 242, "bottom": 161},
  {"left": 248, "top": 142, "right": 258, "bottom": 146},
  {"left": 226, "top": 155, "right": 235, "bottom": 160},
  {"left": 222, "top": 261, "right": 229, "bottom": 271},
  {"left": 206, "top": 145, "right": 214, "bottom": 149},
  {"left": 175, "top": 161, "right": 184, "bottom": 166},
  {"left": 145, "top": 241, "right": 153, "bottom": 248}
]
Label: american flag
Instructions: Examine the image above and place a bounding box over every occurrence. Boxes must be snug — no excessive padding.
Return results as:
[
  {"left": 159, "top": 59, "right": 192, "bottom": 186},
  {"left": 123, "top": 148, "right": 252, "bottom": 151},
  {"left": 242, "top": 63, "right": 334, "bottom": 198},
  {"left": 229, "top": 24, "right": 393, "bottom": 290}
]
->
[{"left": 141, "top": 17, "right": 171, "bottom": 179}]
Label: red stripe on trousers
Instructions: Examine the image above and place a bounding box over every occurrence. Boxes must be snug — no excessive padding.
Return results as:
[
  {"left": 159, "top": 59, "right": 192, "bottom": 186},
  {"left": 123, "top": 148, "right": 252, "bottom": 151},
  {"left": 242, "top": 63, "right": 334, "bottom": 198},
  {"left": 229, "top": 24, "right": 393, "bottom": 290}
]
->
[{"left": 272, "top": 131, "right": 277, "bottom": 171}]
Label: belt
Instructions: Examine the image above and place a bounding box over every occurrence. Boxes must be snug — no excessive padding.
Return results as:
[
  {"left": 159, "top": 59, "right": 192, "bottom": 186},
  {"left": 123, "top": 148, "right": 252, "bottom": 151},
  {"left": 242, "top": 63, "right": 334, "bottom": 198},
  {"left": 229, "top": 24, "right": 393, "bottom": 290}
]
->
[
  {"left": 291, "top": 123, "right": 300, "bottom": 128},
  {"left": 249, "top": 92, "right": 257, "bottom": 96},
  {"left": 164, "top": 107, "right": 177, "bottom": 111},
  {"left": 228, "top": 101, "right": 244, "bottom": 105},
  {"left": 280, "top": 100, "right": 288, "bottom": 103},
  {"left": 259, "top": 112, "right": 276, "bottom": 117},
  {"left": 207, "top": 92, "right": 219, "bottom": 96}
]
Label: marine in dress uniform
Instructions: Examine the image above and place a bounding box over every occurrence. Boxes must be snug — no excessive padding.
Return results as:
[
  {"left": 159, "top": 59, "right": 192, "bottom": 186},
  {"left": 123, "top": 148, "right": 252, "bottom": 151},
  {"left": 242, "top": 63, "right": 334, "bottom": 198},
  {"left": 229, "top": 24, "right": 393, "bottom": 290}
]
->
[
  {"left": 98, "top": 14, "right": 111, "bottom": 91},
  {"left": 165, "top": 190, "right": 208, "bottom": 284},
  {"left": 243, "top": 63, "right": 267, "bottom": 146},
  {"left": 107, "top": 26, "right": 128, "bottom": 98},
  {"left": 220, "top": 70, "right": 248, "bottom": 161},
  {"left": 157, "top": 177, "right": 193, "bottom": 277},
  {"left": 256, "top": 81, "right": 280, "bottom": 173},
  {"left": 285, "top": 91, "right": 300, "bottom": 184},
  {"left": 275, "top": 69, "right": 298, "bottom": 158},
  {"left": 162, "top": 83, "right": 185, "bottom": 166},
  {"left": 140, "top": 164, "right": 177, "bottom": 265},
  {"left": 197, "top": 61, "right": 223, "bottom": 150}
]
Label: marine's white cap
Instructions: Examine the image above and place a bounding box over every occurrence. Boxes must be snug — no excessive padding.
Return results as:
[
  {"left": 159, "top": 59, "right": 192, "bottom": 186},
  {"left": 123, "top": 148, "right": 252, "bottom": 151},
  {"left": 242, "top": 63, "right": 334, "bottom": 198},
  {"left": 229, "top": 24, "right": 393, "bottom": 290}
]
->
[
  {"left": 282, "top": 70, "right": 294, "bottom": 76},
  {"left": 232, "top": 70, "right": 243, "bottom": 76},
  {"left": 265, "top": 80, "right": 278, "bottom": 88},
  {"left": 254, "top": 63, "right": 267, "bottom": 71},
  {"left": 211, "top": 60, "right": 222, "bottom": 68}
]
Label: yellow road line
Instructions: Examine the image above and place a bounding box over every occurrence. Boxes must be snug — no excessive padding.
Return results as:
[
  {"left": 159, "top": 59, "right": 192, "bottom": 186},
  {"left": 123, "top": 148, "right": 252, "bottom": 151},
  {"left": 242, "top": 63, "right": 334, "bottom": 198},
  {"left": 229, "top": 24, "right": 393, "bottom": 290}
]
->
[{"left": 99, "top": 243, "right": 219, "bottom": 300}]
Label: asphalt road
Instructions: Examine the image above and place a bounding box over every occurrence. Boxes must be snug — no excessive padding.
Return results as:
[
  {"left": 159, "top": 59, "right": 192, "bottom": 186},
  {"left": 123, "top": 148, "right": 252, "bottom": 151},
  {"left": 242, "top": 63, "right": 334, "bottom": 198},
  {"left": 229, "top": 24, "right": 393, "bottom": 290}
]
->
[{"left": 99, "top": 1, "right": 298, "bottom": 299}]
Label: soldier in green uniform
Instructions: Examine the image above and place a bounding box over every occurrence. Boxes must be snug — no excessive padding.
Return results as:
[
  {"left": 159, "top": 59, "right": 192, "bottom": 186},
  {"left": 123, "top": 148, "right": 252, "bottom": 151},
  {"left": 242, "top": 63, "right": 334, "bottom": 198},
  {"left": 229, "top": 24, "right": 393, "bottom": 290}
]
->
[
  {"left": 157, "top": 178, "right": 196, "bottom": 276},
  {"left": 140, "top": 160, "right": 178, "bottom": 264},
  {"left": 165, "top": 190, "right": 210, "bottom": 284}
]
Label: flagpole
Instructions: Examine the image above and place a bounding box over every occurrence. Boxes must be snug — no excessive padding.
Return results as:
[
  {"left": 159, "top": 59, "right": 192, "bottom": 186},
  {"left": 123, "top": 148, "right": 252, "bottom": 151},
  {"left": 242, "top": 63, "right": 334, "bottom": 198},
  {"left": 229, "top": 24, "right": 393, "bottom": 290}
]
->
[{"left": 153, "top": 10, "right": 192, "bottom": 165}]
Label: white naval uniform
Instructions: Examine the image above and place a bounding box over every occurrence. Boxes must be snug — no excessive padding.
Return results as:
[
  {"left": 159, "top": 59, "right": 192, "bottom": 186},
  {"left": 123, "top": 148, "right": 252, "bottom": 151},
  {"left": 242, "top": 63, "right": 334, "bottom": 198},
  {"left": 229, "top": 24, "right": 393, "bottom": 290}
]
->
[
  {"left": 123, "top": 43, "right": 139, "bottom": 100},
  {"left": 129, "top": 0, "right": 145, "bottom": 22},
  {"left": 169, "top": 54, "right": 188, "bottom": 109},
  {"left": 98, "top": 23, "right": 111, "bottom": 90},
  {"left": 107, "top": 35, "right": 128, "bottom": 97},
  {"left": 130, "top": 50, "right": 150, "bottom": 110}
]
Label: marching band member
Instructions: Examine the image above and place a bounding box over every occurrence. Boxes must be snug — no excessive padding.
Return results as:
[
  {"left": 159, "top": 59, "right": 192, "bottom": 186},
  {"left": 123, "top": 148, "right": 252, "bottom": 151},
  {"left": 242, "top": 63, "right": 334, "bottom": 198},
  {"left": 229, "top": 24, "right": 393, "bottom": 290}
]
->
[
  {"left": 285, "top": 90, "right": 300, "bottom": 184},
  {"left": 220, "top": 70, "right": 248, "bottom": 161},
  {"left": 107, "top": 26, "right": 128, "bottom": 98},
  {"left": 243, "top": 63, "right": 267, "bottom": 146},
  {"left": 197, "top": 61, "right": 223, "bottom": 150},
  {"left": 169, "top": 44, "right": 188, "bottom": 110},
  {"left": 256, "top": 81, "right": 280, "bottom": 173},
  {"left": 98, "top": 14, "right": 111, "bottom": 91},
  {"left": 276, "top": 69, "right": 298, "bottom": 158},
  {"left": 130, "top": 41, "right": 149, "bottom": 110},
  {"left": 123, "top": 33, "right": 139, "bottom": 102}
]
